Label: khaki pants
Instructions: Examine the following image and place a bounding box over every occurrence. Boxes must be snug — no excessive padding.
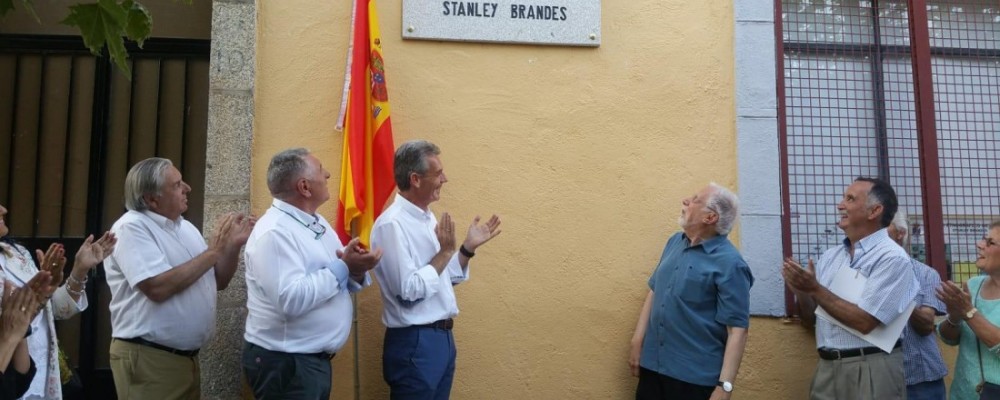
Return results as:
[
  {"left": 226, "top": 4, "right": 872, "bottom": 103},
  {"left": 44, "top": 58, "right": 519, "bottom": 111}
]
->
[
  {"left": 110, "top": 339, "right": 201, "bottom": 400},
  {"left": 810, "top": 350, "right": 905, "bottom": 400}
]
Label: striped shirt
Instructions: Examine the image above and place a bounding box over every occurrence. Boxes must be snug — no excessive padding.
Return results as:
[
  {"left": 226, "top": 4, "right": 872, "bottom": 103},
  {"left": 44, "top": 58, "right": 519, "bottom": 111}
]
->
[
  {"left": 901, "top": 259, "right": 948, "bottom": 385},
  {"left": 814, "top": 228, "right": 919, "bottom": 350}
]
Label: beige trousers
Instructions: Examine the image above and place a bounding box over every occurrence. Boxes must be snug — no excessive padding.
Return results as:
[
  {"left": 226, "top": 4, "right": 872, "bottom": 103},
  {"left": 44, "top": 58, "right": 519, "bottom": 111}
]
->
[
  {"left": 109, "top": 339, "right": 201, "bottom": 400},
  {"left": 810, "top": 350, "right": 905, "bottom": 400}
]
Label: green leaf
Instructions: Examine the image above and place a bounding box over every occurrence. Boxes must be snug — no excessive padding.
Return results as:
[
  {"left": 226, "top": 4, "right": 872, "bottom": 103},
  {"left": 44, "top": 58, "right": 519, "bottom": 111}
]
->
[
  {"left": 105, "top": 28, "right": 130, "bottom": 76},
  {"left": 1, "top": 0, "right": 39, "bottom": 21},
  {"left": 61, "top": 0, "right": 132, "bottom": 76},
  {"left": 123, "top": 0, "right": 152, "bottom": 48}
]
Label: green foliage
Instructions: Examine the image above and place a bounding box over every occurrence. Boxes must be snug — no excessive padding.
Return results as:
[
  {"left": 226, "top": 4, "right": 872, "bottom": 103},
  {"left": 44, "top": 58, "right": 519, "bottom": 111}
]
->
[
  {"left": 1, "top": 0, "right": 37, "bottom": 21},
  {"left": 0, "top": 0, "right": 175, "bottom": 79},
  {"left": 61, "top": 0, "right": 152, "bottom": 77}
]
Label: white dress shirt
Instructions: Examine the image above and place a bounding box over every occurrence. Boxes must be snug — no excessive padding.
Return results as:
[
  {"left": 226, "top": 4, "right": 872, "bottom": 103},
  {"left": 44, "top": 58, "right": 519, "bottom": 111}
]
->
[
  {"left": 371, "top": 194, "right": 468, "bottom": 328},
  {"left": 105, "top": 210, "right": 216, "bottom": 351},
  {"left": 243, "top": 199, "right": 366, "bottom": 354}
]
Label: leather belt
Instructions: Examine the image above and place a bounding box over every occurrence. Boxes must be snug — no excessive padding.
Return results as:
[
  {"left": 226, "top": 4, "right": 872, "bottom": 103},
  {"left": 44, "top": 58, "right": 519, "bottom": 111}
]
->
[
  {"left": 309, "top": 351, "right": 336, "bottom": 360},
  {"left": 117, "top": 337, "right": 199, "bottom": 357},
  {"left": 413, "top": 318, "right": 454, "bottom": 330},
  {"left": 817, "top": 340, "right": 901, "bottom": 360}
]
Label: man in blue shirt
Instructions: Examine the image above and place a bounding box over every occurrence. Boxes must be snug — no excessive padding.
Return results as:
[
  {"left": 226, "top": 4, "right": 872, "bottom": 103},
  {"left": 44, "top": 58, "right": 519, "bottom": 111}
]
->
[
  {"left": 889, "top": 211, "right": 947, "bottom": 400},
  {"left": 629, "top": 183, "right": 753, "bottom": 400}
]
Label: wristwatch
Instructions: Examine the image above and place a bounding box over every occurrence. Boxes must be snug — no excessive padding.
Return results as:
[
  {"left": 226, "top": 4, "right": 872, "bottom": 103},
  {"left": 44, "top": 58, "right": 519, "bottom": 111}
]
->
[
  {"left": 965, "top": 307, "right": 979, "bottom": 320},
  {"left": 717, "top": 381, "right": 733, "bottom": 393}
]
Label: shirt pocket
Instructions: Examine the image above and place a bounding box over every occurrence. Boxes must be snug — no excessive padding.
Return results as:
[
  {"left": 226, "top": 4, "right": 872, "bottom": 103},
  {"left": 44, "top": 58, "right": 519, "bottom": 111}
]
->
[{"left": 678, "top": 266, "right": 715, "bottom": 305}]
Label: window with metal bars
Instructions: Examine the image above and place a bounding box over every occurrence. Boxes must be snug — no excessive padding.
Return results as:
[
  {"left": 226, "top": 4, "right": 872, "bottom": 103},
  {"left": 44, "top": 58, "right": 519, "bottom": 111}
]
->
[{"left": 777, "top": 0, "right": 1000, "bottom": 315}]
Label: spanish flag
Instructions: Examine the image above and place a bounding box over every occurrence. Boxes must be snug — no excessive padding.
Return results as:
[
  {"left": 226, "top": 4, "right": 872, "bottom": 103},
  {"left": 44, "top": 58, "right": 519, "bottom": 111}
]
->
[{"left": 335, "top": 0, "right": 395, "bottom": 247}]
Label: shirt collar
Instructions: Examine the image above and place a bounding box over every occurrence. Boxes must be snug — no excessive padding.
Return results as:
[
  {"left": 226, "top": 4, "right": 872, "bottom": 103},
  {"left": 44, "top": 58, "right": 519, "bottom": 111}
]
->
[
  {"left": 271, "top": 198, "right": 320, "bottom": 225},
  {"left": 393, "top": 193, "right": 434, "bottom": 221},
  {"left": 141, "top": 210, "right": 184, "bottom": 231},
  {"left": 682, "top": 232, "right": 728, "bottom": 253},
  {"left": 841, "top": 227, "right": 890, "bottom": 255}
]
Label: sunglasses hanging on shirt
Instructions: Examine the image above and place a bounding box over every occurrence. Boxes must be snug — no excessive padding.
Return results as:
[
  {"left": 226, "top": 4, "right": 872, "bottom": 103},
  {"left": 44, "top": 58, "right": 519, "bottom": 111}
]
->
[{"left": 273, "top": 206, "right": 326, "bottom": 240}]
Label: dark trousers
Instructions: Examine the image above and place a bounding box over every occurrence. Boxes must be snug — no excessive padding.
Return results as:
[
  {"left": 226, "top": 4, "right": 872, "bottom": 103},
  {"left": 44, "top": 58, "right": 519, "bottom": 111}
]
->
[
  {"left": 383, "top": 326, "right": 456, "bottom": 400},
  {"left": 906, "top": 379, "right": 946, "bottom": 400},
  {"left": 241, "top": 341, "right": 331, "bottom": 400},
  {"left": 636, "top": 367, "right": 715, "bottom": 400}
]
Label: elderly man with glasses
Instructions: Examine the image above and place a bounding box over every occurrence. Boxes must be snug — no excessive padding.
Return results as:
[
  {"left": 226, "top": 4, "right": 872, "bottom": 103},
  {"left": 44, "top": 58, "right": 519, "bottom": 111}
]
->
[
  {"left": 242, "top": 148, "right": 381, "bottom": 399},
  {"left": 628, "top": 183, "right": 753, "bottom": 400}
]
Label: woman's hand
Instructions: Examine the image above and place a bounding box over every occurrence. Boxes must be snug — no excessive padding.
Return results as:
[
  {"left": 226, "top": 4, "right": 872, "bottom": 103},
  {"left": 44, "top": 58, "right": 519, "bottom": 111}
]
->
[
  {"left": 0, "top": 276, "right": 47, "bottom": 344},
  {"left": 937, "top": 280, "right": 973, "bottom": 322},
  {"left": 73, "top": 232, "right": 116, "bottom": 273},
  {"left": 33, "top": 244, "right": 65, "bottom": 299}
]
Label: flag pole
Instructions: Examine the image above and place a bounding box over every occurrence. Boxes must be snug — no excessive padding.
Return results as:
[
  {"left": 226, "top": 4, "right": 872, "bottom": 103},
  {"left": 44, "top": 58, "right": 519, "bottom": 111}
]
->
[{"left": 341, "top": 1, "right": 362, "bottom": 398}]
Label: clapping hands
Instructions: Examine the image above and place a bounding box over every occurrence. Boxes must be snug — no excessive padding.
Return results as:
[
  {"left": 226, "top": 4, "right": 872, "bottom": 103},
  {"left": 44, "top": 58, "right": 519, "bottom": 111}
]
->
[
  {"left": 208, "top": 213, "right": 257, "bottom": 253},
  {"left": 0, "top": 277, "right": 47, "bottom": 344},
  {"left": 33, "top": 244, "right": 65, "bottom": 300},
  {"left": 337, "top": 238, "right": 382, "bottom": 277},
  {"left": 74, "top": 232, "right": 117, "bottom": 272},
  {"left": 461, "top": 214, "right": 502, "bottom": 254}
]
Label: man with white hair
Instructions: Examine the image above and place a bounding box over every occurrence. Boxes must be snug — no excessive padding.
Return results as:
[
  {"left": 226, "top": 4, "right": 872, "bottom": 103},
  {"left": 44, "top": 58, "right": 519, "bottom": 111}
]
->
[
  {"left": 889, "top": 211, "right": 947, "bottom": 400},
  {"left": 628, "top": 183, "right": 753, "bottom": 400},
  {"left": 106, "top": 157, "right": 253, "bottom": 399}
]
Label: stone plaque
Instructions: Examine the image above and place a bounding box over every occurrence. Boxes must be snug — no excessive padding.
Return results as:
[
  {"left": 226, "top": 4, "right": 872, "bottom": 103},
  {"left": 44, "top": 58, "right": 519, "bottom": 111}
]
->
[{"left": 402, "top": 1, "right": 601, "bottom": 47}]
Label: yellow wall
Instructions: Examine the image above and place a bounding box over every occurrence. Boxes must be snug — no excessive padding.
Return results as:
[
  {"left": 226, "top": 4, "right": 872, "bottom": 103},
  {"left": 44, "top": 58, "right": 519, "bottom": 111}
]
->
[{"left": 252, "top": 1, "right": 959, "bottom": 399}]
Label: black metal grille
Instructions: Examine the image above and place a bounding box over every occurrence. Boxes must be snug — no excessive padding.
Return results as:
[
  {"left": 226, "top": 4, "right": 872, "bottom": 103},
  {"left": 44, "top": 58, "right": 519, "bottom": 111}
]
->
[{"left": 779, "top": 0, "right": 1000, "bottom": 314}]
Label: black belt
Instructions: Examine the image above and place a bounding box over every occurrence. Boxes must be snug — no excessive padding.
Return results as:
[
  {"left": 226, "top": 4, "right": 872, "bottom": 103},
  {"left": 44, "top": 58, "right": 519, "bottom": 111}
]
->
[
  {"left": 116, "top": 337, "right": 199, "bottom": 357},
  {"left": 413, "top": 318, "right": 454, "bottom": 330},
  {"left": 309, "top": 351, "right": 337, "bottom": 360},
  {"left": 246, "top": 341, "right": 334, "bottom": 360},
  {"left": 818, "top": 340, "right": 901, "bottom": 360}
]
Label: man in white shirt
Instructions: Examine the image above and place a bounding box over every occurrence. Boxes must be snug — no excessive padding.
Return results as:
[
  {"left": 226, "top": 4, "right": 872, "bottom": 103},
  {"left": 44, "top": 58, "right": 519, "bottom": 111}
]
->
[
  {"left": 242, "top": 148, "right": 381, "bottom": 398},
  {"left": 106, "top": 157, "right": 253, "bottom": 400},
  {"left": 371, "top": 140, "right": 502, "bottom": 399}
]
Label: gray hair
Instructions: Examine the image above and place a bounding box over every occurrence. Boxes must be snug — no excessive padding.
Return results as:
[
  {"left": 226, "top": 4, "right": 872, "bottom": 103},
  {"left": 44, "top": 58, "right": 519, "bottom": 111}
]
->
[
  {"left": 394, "top": 140, "right": 441, "bottom": 191},
  {"left": 890, "top": 210, "right": 909, "bottom": 245},
  {"left": 267, "top": 148, "right": 311, "bottom": 199},
  {"left": 705, "top": 183, "right": 740, "bottom": 235},
  {"left": 124, "top": 158, "right": 173, "bottom": 211}
]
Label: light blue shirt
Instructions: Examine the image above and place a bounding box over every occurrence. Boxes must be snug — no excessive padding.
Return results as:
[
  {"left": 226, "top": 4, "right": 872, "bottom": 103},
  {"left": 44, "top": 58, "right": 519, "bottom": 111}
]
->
[{"left": 814, "top": 228, "right": 919, "bottom": 350}]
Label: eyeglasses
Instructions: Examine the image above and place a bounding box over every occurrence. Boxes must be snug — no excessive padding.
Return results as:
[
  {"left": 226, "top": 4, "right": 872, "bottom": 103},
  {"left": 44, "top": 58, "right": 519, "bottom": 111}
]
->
[
  {"left": 306, "top": 222, "right": 326, "bottom": 240},
  {"left": 274, "top": 206, "right": 326, "bottom": 240}
]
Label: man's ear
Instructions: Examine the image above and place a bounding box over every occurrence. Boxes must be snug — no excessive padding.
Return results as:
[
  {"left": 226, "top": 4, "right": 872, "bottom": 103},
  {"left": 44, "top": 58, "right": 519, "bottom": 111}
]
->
[
  {"left": 296, "top": 178, "right": 310, "bottom": 198},
  {"left": 867, "top": 204, "right": 884, "bottom": 222},
  {"left": 705, "top": 211, "right": 720, "bottom": 225},
  {"left": 143, "top": 194, "right": 158, "bottom": 210},
  {"left": 409, "top": 172, "right": 421, "bottom": 189}
]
